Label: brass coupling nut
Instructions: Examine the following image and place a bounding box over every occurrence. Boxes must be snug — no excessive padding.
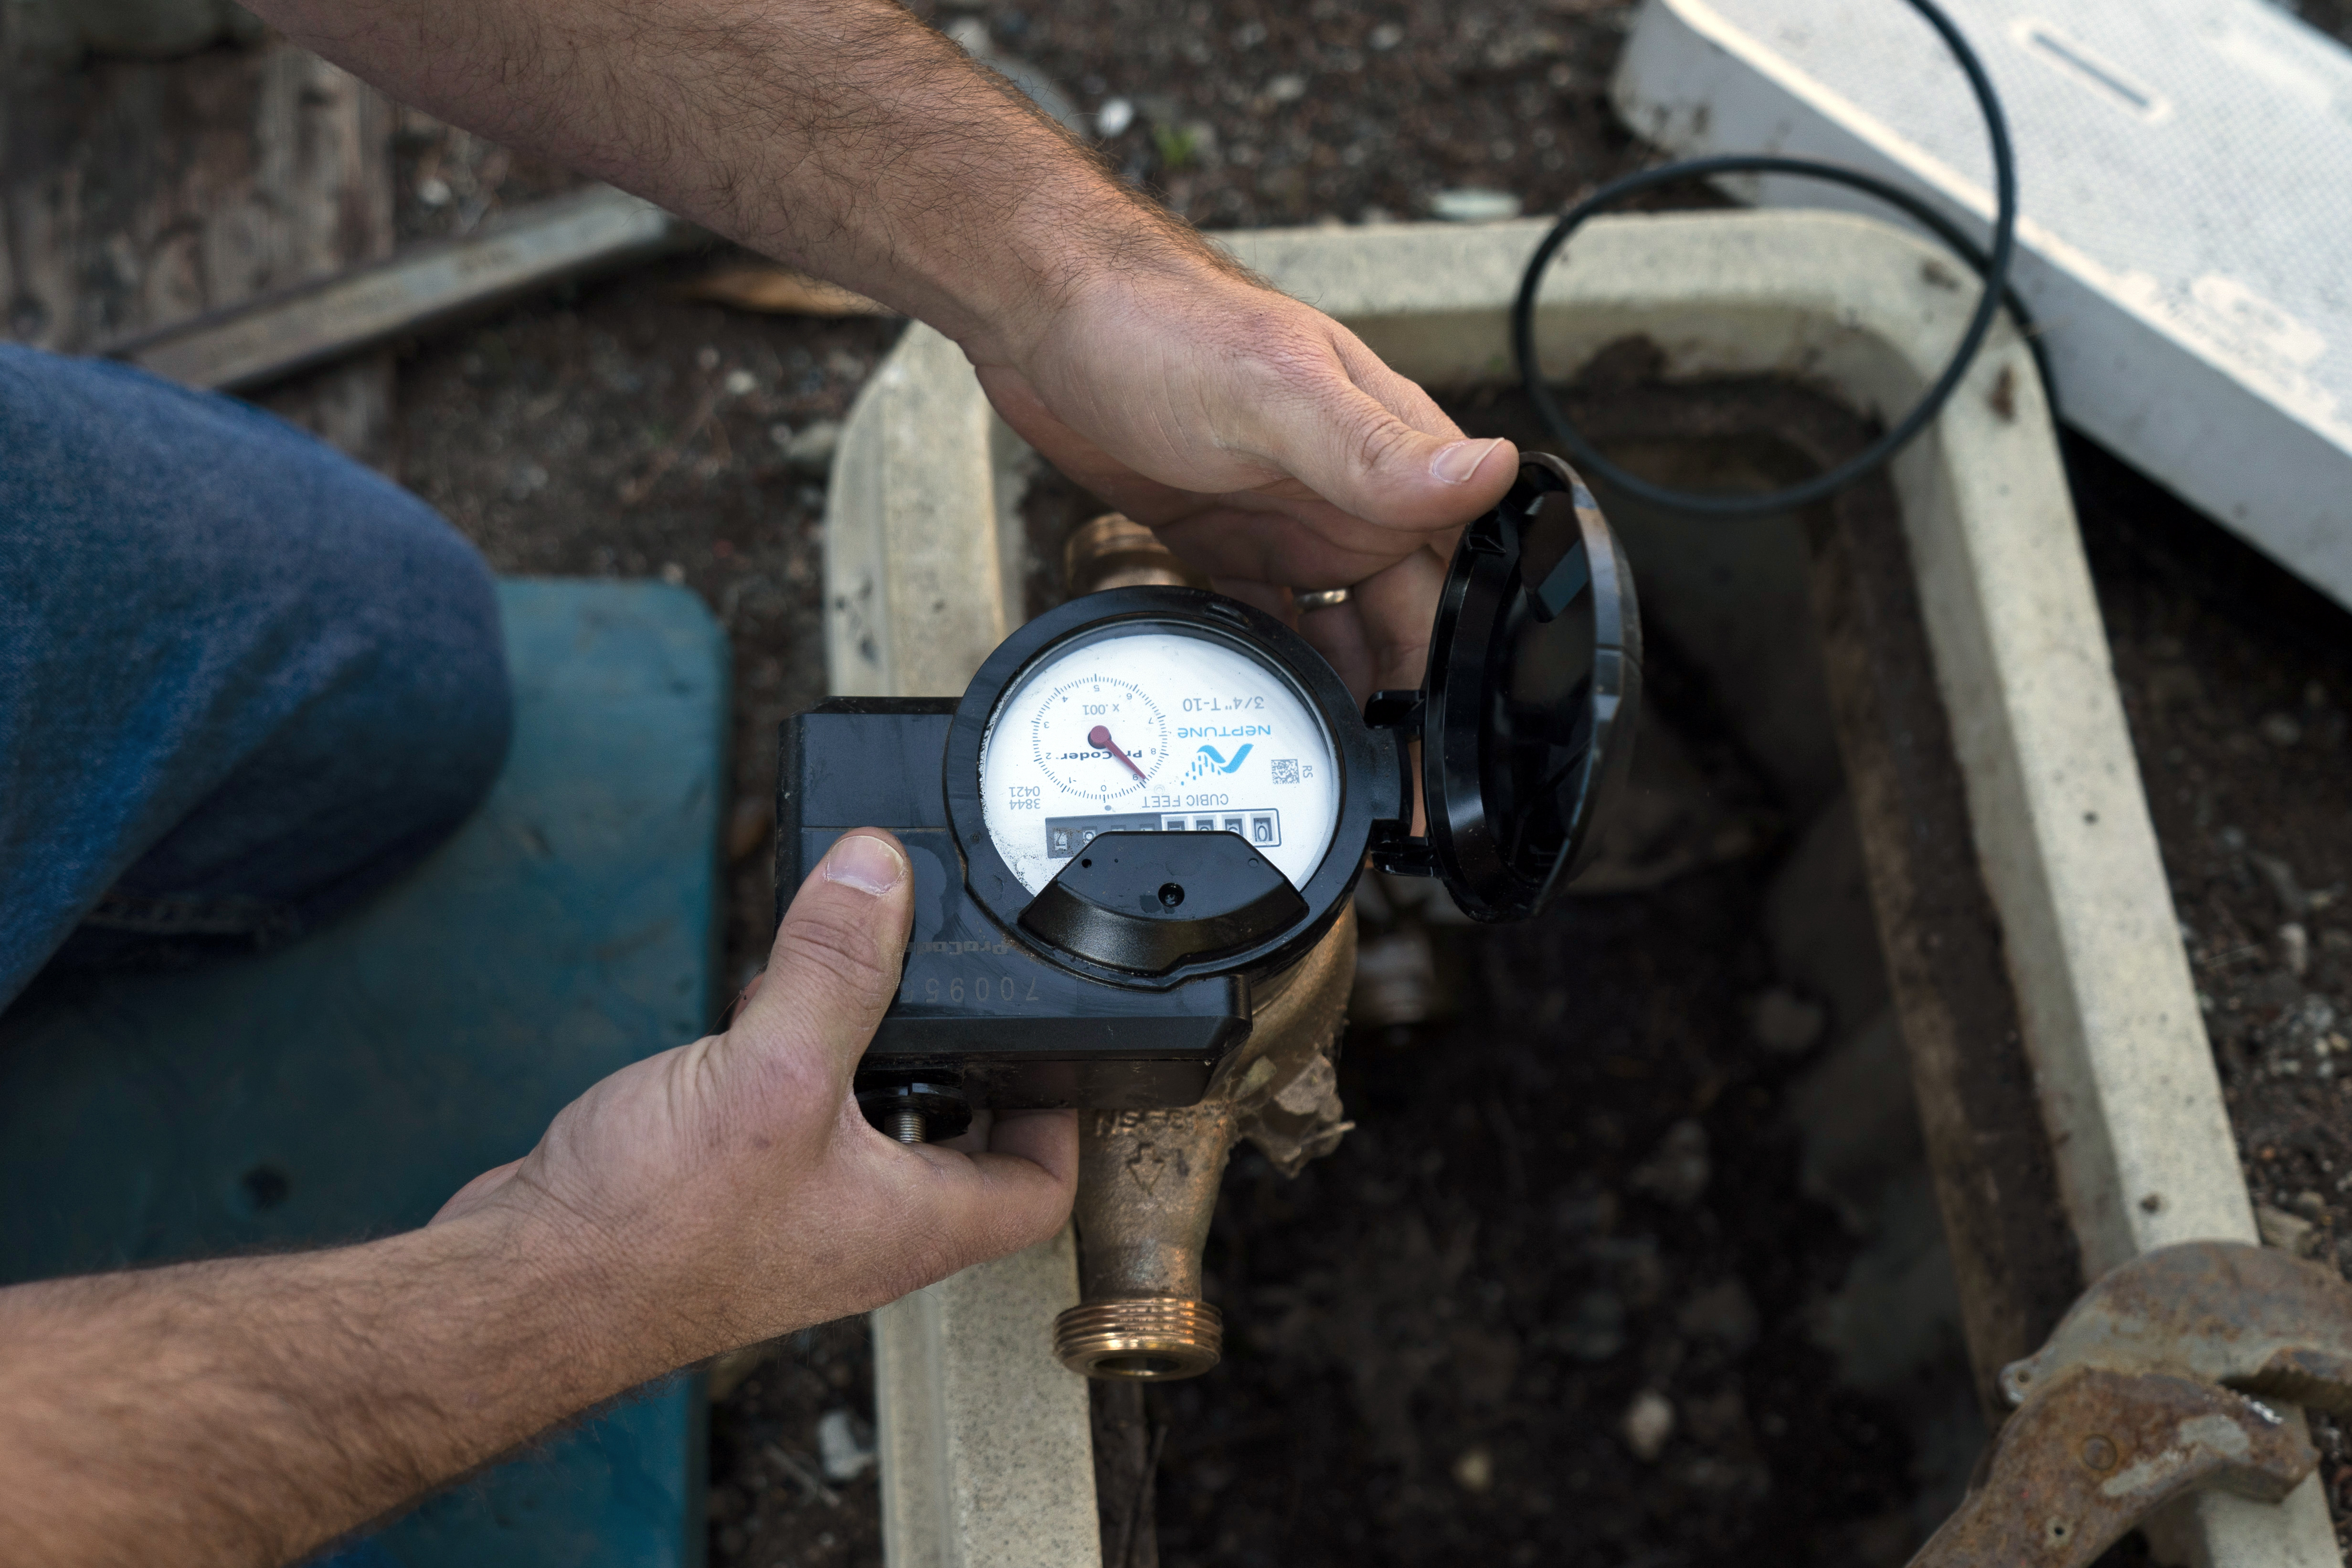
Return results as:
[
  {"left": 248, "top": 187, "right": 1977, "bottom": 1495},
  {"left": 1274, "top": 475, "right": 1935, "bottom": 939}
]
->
[{"left": 1052, "top": 1297, "right": 1223, "bottom": 1380}]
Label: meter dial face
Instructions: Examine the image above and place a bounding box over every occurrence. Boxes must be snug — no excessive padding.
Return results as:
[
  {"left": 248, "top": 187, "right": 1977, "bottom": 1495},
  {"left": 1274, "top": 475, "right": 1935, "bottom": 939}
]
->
[{"left": 979, "top": 624, "right": 1343, "bottom": 896}]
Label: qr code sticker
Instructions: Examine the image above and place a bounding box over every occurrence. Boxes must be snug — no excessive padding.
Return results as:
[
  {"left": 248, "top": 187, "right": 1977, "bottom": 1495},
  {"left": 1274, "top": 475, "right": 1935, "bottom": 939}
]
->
[{"left": 1270, "top": 758, "right": 1301, "bottom": 784}]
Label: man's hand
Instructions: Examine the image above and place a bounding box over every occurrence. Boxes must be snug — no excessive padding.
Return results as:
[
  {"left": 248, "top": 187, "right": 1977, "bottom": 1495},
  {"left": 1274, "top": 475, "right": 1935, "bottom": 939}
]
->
[
  {"left": 975, "top": 262, "right": 1515, "bottom": 699},
  {"left": 246, "top": 0, "right": 1515, "bottom": 700},
  {"left": 0, "top": 831, "right": 1070, "bottom": 1568},
  {"left": 434, "top": 828, "right": 1075, "bottom": 1359}
]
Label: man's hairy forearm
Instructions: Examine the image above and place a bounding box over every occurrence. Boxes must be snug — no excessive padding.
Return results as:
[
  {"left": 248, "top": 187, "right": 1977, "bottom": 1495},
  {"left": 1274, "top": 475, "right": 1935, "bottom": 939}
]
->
[
  {"left": 0, "top": 838, "right": 1074, "bottom": 1568},
  {"left": 0, "top": 1212, "right": 650, "bottom": 1567},
  {"left": 244, "top": 0, "right": 1223, "bottom": 361}
]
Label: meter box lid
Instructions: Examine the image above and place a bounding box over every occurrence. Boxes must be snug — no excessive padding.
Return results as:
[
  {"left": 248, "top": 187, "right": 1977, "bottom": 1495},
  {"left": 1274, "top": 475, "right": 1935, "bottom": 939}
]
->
[
  {"left": 1614, "top": 0, "right": 2352, "bottom": 612},
  {"left": 1374, "top": 454, "right": 1643, "bottom": 922}
]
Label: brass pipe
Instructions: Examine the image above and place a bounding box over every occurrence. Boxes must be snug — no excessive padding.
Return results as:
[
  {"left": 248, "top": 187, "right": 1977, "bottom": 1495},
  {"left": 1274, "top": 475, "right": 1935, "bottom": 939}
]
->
[
  {"left": 1056, "top": 1102, "right": 1237, "bottom": 1379},
  {"left": 1055, "top": 906, "right": 1357, "bottom": 1379},
  {"left": 1062, "top": 512, "right": 1204, "bottom": 596},
  {"left": 1052, "top": 508, "right": 1356, "bottom": 1379}
]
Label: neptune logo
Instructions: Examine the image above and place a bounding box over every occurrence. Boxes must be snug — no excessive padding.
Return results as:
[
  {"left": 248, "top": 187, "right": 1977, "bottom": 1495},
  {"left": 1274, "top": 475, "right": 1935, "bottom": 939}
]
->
[{"left": 1184, "top": 743, "right": 1251, "bottom": 781}]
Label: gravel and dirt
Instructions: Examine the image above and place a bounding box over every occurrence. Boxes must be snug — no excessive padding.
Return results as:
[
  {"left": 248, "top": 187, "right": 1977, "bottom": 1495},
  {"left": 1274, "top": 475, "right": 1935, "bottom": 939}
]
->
[{"left": 357, "top": 0, "right": 2352, "bottom": 1563}]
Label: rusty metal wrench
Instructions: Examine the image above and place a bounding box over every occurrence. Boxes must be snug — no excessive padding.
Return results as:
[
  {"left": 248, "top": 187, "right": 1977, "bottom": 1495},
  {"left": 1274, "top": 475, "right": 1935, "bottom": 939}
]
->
[{"left": 1909, "top": 1240, "right": 2352, "bottom": 1567}]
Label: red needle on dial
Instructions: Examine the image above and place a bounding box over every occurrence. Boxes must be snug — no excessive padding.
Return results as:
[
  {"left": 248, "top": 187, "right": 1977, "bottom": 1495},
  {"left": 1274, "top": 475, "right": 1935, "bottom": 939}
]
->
[{"left": 1087, "top": 724, "right": 1148, "bottom": 783}]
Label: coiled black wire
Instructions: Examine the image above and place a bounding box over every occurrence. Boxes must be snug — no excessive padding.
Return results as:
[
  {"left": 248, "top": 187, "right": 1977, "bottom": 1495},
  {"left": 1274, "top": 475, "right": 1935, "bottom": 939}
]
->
[{"left": 1511, "top": 0, "right": 2047, "bottom": 515}]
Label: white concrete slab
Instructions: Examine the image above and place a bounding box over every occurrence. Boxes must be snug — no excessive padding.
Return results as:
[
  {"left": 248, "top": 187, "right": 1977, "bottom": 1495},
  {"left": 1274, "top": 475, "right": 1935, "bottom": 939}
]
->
[
  {"left": 824, "top": 322, "right": 1019, "bottom": 699},
  {"left": 1613, "top": 0, "right": 2352, "bottom": 615},
  {"left": 871, "top": 1229, "right": 1099, "bottom": 1568}
]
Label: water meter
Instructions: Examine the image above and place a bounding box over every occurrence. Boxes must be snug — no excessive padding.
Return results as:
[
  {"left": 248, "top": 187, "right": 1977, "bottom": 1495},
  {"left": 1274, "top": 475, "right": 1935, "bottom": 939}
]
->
[{"left": 777, "top": 454, "right": 1642, "bottom": 1138}]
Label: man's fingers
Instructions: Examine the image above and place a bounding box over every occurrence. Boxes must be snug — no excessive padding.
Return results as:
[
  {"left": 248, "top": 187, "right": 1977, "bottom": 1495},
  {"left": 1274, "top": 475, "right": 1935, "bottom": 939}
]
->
[
  {"left": 1287, "top": 590, "right": 1377, "bottom": 700},
  {"left": 1153, "top": 507, "right": 1411, "bottom": 587},
  {"left": 1219, "top": 320, "right": 1518, "bottom": 533},
  {"left": 1207, "top": 576, "right": 1291, "bottom": 622},
  {"left": 984, "top": 1108, "right": 1080, "bottom": 1191},
  {"left": 732, "top": 830, "right": 913, "bottom": 1094},
  {"left": 891, "top": 1110, "right": 1080, "bottom": 1274},
  {"left": 943, "top": 1155, "right": 1079, "bottom": 1261},
  {"left": 1350, "top": 547, "right": 1451, "bottom": 693},
  {"left": 985, "top": 307, "right": 1519, "bottom": 543}
]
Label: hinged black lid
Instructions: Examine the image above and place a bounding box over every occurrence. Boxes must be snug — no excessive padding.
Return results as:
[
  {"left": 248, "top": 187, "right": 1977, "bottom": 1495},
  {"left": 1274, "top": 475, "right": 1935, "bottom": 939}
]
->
[{"left": 1374, "top": 453, "right": 1642, "bottom": 921}]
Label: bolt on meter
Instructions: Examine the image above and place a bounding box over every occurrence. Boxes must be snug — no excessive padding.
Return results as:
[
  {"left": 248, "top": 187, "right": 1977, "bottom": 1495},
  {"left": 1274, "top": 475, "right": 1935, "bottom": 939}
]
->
[{"left": 776, "top": 454, "right": 1642, "bottom": 1139}]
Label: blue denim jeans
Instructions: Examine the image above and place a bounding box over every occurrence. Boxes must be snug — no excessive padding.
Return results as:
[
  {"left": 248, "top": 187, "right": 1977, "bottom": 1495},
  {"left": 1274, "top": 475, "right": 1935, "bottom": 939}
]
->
[{"left": 0, "top": 345, "right": 511, "bottom": 1010}]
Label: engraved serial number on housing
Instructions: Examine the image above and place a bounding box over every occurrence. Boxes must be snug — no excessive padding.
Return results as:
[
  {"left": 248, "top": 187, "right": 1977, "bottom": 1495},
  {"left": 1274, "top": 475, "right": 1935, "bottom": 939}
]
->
[{"left": 902, "top": 972, "right": 1043, "bottom": 1005}]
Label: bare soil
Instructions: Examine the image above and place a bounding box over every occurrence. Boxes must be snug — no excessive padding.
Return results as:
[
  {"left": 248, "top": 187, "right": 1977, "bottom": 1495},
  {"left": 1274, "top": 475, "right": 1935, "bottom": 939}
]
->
[
  {"left": 706, "top": 1318, "right": 886, "bottom": 1568},
  {"left": 922, "top": 0, "right": 1649, "bottom": 231},
  {"left": 390, "top": 257, "right": 903, "bottom": 993},
  {"left": 1145, "top": 848, "right": 1916, "bottom": 1567}
]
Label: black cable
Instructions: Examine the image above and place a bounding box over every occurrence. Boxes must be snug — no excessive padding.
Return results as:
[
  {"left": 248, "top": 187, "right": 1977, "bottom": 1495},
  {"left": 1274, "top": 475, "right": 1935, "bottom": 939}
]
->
[{"left": 1511, "top": 0, "right": 2042, "bottom": 516}]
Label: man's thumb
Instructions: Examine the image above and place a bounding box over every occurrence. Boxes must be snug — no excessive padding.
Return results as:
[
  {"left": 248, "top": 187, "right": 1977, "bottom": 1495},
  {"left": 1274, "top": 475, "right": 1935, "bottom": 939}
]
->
[{"left": 738, "top": 830, "right": 913, "bottom": 1080}]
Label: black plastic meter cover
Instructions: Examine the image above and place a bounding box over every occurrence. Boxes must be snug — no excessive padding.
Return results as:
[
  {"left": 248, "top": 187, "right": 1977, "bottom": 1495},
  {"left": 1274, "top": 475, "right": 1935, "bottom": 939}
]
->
[{"left": 1369, "top": 452, "right": 1642, "bottom": 921}]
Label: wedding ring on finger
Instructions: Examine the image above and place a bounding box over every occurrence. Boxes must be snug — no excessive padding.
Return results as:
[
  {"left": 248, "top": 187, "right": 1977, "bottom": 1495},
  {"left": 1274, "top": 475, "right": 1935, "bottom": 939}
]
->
[{"left": 1292, "top": 587, "right": 1352, "bottom": 613}]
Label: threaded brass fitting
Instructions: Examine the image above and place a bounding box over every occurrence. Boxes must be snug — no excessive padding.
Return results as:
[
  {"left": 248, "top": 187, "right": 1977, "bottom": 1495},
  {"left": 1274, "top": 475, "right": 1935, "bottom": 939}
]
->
[
  {"left": 1051, "top": 1297, "right": 1223, "bottom": 1380},
  {"left": 1063, "top": 513, "right": 1202, "bottom": 596}
]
